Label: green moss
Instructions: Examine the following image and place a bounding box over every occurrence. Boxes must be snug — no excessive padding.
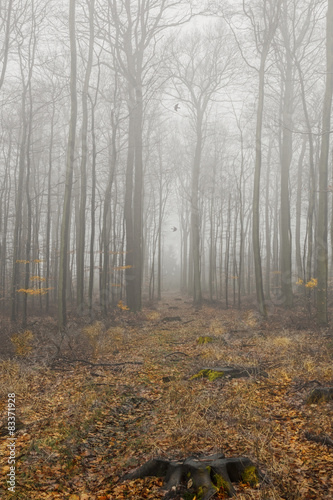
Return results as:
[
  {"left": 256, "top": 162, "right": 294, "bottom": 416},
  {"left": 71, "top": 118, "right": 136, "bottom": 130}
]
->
[
  {"left": 196, "top": 336, "right": 213, "bottom": 345},
  {"left": 197, "top": 486, "right": 208, "bottom": 499},
  {"left": 190, "top": 369, "right": 224, "bottom": 381},
  {"left": 242, "top": 465, "right": 259, "bottom": 486},
  {"left": 213, "top": 473, "right": 231, "bottom": 494}
]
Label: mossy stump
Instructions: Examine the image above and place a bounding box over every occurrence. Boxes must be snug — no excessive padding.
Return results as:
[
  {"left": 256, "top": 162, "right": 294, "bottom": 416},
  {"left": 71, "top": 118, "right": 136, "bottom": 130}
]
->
[
  {"left": 306, "top": 387, "right": 333, "bottom": 404},
  {"left": 121, "top": 453, "right": 261, "bottom": 499},
  {"left": 190, "top": 366, "right": 268, "bottom": 382}
]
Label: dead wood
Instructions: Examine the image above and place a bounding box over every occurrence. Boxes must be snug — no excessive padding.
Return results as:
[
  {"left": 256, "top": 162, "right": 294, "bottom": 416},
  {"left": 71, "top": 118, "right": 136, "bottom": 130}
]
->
[
  {"left": 191, "top": 366, "right": 268, "bottom": 381},
  {"left": 165, "top": 352, "right": 189, "bottom": 358},
  {"left": 121, "top": 453, "right": 261, "bottom": 498},
  {"left": 304, "top": 432, "right": 333, "bottom": 448},
  {"left": 51, "top": 358, "right": 143, "bottom": 368},
  {"left": 162, "top": 316, "right": 182, "bottom": 322},
  {"left": 306, "top": 387, "right": 333, "bottom": 404}
]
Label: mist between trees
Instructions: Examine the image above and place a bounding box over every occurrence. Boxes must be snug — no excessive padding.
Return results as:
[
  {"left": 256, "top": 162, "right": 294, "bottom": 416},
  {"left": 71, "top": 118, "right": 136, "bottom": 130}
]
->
[{"left": 0, "top": 0, "right": 333, "bottom": 329}]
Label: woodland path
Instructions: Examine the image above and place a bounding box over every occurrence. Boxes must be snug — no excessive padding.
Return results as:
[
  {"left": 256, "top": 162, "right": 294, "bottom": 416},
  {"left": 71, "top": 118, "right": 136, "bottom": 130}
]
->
[{"left": 0, "top": 296, "right": 333, "bottom": 498}]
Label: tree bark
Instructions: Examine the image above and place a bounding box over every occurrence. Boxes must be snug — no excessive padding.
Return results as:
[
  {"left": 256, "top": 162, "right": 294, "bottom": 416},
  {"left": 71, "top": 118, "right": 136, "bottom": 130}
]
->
[
  {"left": 316, "top": 0, "right": 333, "bottom": 325},
  {"left": 58, "top": 0, "right": 77, "bottom": 329},
  {"left": 77, "top": 0, "right": 94, "bottom": 311}
]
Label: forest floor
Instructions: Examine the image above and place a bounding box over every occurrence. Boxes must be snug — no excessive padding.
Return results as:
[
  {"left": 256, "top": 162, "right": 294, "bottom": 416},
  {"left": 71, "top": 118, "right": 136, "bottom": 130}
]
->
[{"left": 0, "top": 295, "right": 333, "bottom": 499}]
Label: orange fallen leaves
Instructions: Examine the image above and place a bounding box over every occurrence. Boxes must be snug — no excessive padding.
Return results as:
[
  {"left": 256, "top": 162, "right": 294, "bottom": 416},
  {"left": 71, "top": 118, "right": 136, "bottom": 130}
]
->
[{"left": 0, "top": 302, "right": 332, "bottom": 499}]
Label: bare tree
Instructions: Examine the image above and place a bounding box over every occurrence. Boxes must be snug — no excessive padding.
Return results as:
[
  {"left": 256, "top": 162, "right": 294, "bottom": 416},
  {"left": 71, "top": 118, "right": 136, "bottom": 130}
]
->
[
  {"left": 58, "top": 0, "right": 77, "bottom": 329},
  {"left": 316, "top": 0, "right": 333, "bottom": 324},
  {"left": 239, "top": 0, "right": 281, "bottom": 317},
  {"left": 170, "top": 26, "right": 234, "bottom": 306}
]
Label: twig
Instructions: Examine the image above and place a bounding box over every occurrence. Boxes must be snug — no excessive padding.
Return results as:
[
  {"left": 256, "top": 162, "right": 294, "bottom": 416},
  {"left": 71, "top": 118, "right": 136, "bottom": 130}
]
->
[
  {"left": 289, "top": 379, "right": 322, "bottom": 393},
  {"left": 165, "top": 352, "right": 189, "bottom": 358},
  {"left": 51, "top": 358, "right": 143, "bottom": 368}
]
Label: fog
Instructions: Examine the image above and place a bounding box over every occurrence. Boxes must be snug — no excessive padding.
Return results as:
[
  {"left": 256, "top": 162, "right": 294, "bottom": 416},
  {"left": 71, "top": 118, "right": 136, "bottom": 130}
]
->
[{"left": 0, "top": 0, "right": 332, "bottom": 327}]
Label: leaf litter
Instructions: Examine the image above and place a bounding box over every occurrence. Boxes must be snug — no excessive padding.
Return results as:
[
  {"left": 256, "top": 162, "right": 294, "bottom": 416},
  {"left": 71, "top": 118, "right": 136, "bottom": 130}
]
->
[{"left": 0, "top": 298, "right": 333, "bottom": 499}]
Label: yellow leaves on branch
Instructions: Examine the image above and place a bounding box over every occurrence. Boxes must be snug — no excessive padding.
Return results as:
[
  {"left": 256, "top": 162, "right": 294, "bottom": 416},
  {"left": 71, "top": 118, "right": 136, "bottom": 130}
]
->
[
  {"left": 30, "top": 276, "right": 46, "bottom": 282},
  {"left": 117, "top": 300, "right": 129, "bottom": 311},
  {"left": 296, "top": 277, "right": 318, "bottom": 289},
  {"left": 305, "top": 278, "right": 318, "bottom": 289},
  {"left": 16, "top": 259, "right": 45, "bottom": 264},
  {"left": 17, "top": 288, "right": 52, "bottom": 295},
  {"left": 113, "top": 265, "right": 133, "bottom": 270}
]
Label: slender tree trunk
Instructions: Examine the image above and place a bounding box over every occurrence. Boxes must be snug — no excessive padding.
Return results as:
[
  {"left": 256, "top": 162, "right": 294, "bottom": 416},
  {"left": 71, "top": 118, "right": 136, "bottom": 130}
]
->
[
  {"left": 279, "top": 51, "right": 293, "bottom": 307},
  {"left": 11, "top": 88, "right": 28, "bottom": 322},
  {"left": 88, "top": 93, "right": 97, "bottom": 317},
  {"left": 191, "top": 114, "right": 203, "bottom": 306},
  {"left": 295, "top": 138, "right": 306, "bottom": 281},
  {"left": 0, "top": 0, "right": 13, "bottom": 91},
  {"left": 77, "top": 0, "right": 94, "bottom": 310},
  {"left": 101, "top": 128, "right": 116, "bottom": 315},
  {"left": 265, "top": 150, "right": 272, "bottom": 300},
  {"left": 58, "top": 0, "right": 77, "bottom": 329},
  {"left": 22, "top": 95, "right": 33, "bottom": 328},
  {"left": 225, "top": 196, "right": 231, "bottom": 308},
  {"left": 252, "top": 53, "right": 268, "bottom": 317},
  {"left": 46, "top": 104, "right": 55, "bottom": 314},
  {"left": 316, "top": 0, "right": 333, "bottom": 324},
  {"left": 132, "top": 86, "right": 144, "bottom": 311},
  {"left": 124, "top": 92, "right": 135, "bottom": 309}
]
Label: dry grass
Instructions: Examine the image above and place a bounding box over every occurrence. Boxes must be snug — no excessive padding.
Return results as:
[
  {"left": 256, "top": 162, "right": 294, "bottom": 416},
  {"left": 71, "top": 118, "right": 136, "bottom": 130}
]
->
[{"left": 0, "top": 300, "right": 333, "bottom": 498}]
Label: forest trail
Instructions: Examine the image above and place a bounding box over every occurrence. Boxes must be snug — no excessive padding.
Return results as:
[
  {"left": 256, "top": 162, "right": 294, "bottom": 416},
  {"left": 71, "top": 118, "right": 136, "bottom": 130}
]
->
[{"left": 0, "top": 297, "right": 333, "bottom": 499}]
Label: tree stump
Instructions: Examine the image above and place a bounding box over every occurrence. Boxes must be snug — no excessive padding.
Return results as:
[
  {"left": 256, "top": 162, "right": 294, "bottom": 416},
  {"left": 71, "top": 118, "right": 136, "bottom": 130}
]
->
[{"left": 122, "top": 453, "right": 261, "bottom": 499}]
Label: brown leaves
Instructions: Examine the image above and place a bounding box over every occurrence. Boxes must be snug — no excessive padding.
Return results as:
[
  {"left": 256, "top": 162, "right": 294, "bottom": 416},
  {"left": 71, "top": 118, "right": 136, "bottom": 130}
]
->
[{"left": 0, "top": 302, "right": 333, "bottom": 498}]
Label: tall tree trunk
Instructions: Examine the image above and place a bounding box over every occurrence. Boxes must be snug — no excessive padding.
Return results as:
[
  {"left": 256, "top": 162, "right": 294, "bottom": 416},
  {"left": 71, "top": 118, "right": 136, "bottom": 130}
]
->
[
  {"left": 88, "top": 91, "right": 97, "bottom": 318},
  {"left": 11, "top": 88, "right": 28, "bottom": 322},
  {"left": 316, "top": 0, "right": 333, "bottom": 324},
  {"left": 0, "top": 0, "right": 13, "bottom": 91},
  {"left": 58, "top": 0, "right": 77, "bottom": 329},
  {"left": 77, "top": 0, "right": 94, "bottom": 310},
  {"left": 295, "top": 138, "right": 306, "bottom": 281},
  {"left": 252, "top": 52, "right": 268, "bottom": 318},
  {"left": 101, "top": 127, "right": 116, "bottom": 315},
  {"left": 132, "top": 86, "right": 144, "bottom": 311},
  {"left": 46, "top": 103, "right": 55, "bottom": 314},
  {"left": 191, "top": 114, "right": 203, "bottom": 306},
  {"left": 124, "top": 93, "right": 135, "bottom": 309},
  {"left": 225, "top": 196, "right": 231, "bottom": 308},
  {"left": 22, "top": 92, "right": 33, "bottom": 328},
  {"left": 279, "top": 49, "right": 293, "bottom": 307},
  {"left": 265, "top": 152, "right": 272, "bottom": 300}
]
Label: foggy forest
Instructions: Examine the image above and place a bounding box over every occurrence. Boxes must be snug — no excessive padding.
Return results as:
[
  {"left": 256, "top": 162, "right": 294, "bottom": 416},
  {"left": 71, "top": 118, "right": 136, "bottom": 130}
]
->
[{"left": 1, "top": 0, "right": 333, "bottom": 499}]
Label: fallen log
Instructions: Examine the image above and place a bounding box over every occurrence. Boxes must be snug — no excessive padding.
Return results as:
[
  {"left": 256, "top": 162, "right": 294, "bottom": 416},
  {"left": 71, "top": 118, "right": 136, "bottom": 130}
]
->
[{"left": 162, "top": 316, "right": 182, "bottom": 322}]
